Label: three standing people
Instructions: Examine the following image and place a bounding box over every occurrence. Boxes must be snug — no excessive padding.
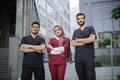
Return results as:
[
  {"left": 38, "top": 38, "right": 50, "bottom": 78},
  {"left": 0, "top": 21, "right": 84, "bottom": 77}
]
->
[
  {"left": 72, "top": 13, "right": 96, "bottom": 80},
  {"left": 19, "top": 12, "right": 96, "bottom": 80}
]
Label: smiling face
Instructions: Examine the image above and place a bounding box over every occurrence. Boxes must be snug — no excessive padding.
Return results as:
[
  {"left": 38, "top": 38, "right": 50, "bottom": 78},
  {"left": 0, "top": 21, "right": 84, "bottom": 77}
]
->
[
  {"left": 76, "top": 15, "right": 85, "bottom": 26},
  {"left": 31, "top": 24, "right": 40, "bottom": 34},
  {"left": 54, "top": 27, "right": 63, "bottom": 37}
]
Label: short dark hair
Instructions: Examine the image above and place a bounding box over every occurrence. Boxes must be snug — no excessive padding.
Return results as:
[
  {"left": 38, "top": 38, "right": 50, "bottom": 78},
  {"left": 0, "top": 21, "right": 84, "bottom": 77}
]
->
[
  {"left": 31, "top": 21, "right": 40, "bottom": 27},
  {"left": 76, "top": 13, "right": 85, "bottom": 19}
]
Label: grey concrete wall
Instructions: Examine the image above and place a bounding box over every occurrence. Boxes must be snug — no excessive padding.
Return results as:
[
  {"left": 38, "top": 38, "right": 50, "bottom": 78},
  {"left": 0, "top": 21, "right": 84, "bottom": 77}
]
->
[
  {"left": 15, "top": 0, "right": 39, "bottom": 39},
  {"left": 79, "top": 0, "right": 115, "bottom": 26},
  {"left": 95, "top": 48, "right": 120, "bottom": 56},
  {"left": 9, "top": 37, "right": 22, "bottom": 80},
  {"left": 0, "top": 48, "right": 9, "bottom": 80},
  {"left": 9, "top": 0, "right": 40, "bottom": 79},
  {"left": 95, "top": 48, "right": 120, "bottom": 62}
]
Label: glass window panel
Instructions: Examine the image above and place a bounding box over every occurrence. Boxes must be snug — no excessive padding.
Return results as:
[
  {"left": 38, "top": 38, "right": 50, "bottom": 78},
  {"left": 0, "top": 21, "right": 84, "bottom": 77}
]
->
[
  {"left": 47, "top": 3, "right": 54, "bottom": 17},
  {"left": 39, "top": 14, "right": 46, "bottom": 28},
  {"left": 38, "top": 0, "right": 46, "bottom": 10}
]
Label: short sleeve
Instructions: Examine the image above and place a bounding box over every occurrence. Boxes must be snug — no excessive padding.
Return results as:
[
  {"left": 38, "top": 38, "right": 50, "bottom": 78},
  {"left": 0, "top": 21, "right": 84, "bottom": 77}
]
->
[
  {"left": 90, "top": 26, "right": 97, "bottom": 39},
  {"left": 72, "top": 31, "right": 76, "bottom": 40},
  {"left": 41, "top": 37, "right": 45, "bottom": 44},
  {"left": 19, "top": 37, "right": 26, "bottom": 47}
]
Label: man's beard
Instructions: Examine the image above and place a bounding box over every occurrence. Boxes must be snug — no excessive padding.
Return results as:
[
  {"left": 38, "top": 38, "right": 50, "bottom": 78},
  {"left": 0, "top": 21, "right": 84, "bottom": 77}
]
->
[
  {"left": 78, "top": 21, "right": 85, "bottom": 26},
  {"left": 32, "top": 32, "right": 38, "bottom": 34}
]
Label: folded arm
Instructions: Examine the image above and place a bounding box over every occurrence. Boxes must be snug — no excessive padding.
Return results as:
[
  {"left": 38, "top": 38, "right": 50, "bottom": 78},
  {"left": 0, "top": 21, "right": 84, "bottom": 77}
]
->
[
  {"left": 30, "top": 44, "right": 46, "bottom": 51},
  {"left": 53, "top": 39, "right": 70, "bottom": 53},
  {"left": 47, "top": 44, "right": 63, "bottom": 55},
  {"left": 72, "top": 34, "right": 96, "bottom": 47},
  {"left": 72, "top": 40, "right": 85, "bottom": 47},
  {"left": 20, "top": 44, "right": 45, "bottom": 53},
  {"left": 47, "top": 44, "right": 54, "bottom": 50},
  {"left": 76, "top": 34, "right": 96, "bottom": 43},
  {"left": 20, "top": 44, "right": 35, "bottom": 53}
]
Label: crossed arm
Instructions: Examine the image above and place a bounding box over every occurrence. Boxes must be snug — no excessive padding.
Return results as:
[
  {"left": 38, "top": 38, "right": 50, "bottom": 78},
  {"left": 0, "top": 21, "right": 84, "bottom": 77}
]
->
[
  {"left": 20, "top": 44, "right": 46, "bottom": 53},
  {"left": 72, "top": 34, "right": 96, "bottom": 47},
  {"left": 47, "top": 39, "right": 70, "bottom": 53}
]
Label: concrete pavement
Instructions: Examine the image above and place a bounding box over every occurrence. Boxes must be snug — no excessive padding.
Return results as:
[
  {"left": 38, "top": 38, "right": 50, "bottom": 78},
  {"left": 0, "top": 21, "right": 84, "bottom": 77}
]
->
[
  {"left": 18, "top": 62, "right": 120, "bottom": 80},
  {"left": 44, "top": 63, "right": 78, "bottom": 80},
  {"left": 44, "top": 63, "right": 120, "bottom": 80}
]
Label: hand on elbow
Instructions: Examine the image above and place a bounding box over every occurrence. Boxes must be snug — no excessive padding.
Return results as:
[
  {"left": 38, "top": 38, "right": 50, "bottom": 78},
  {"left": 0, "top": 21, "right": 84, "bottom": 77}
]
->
[
  {"left": 72, "top": 43, "right": 76, "bottom": 47},
  {"left": 20, "top": 47, "right": 24, "bottom": 52},
  {"left": 41, "top": 46, "right": 46, "bottom": 51},
  {"left": 90, "top": 39, "right": 95, "bottom": 43}
]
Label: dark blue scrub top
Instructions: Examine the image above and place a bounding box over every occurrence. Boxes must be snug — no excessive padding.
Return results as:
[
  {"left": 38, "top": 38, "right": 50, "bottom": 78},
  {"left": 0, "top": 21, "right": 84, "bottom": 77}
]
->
[
  {"left": 72, "top": 26, "right": 96, "bottom": 61},
  {"left": 20, "top": 35, "right": 45, "bottom": 67}
]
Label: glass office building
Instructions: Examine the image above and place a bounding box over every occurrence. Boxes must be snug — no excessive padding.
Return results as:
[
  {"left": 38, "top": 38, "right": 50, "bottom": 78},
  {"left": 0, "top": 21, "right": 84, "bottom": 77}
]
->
[{"left": 35, "top": 0, "right": 71, "bottom": 61}]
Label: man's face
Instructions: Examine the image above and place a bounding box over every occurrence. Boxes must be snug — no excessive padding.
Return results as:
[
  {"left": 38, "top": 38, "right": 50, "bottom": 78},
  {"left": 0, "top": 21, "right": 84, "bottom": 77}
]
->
[
  {"left": 76, "top": 15, "right": 85, "bottom": 26},
  {"left": 31, "top": 24, "right": 40, "bottom": 34}
]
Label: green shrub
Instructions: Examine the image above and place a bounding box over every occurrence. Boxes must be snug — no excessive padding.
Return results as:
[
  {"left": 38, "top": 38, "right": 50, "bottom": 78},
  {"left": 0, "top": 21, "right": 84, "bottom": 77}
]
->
[
  {"left": 95, "top": 61, "right": 120, "bottom": 67},
  {"left": 95, "top": 62, "right": 102, "bottom": 67},
  {"left": 117, "top": 75, "right": 120, "bottom": 80},
  {"left": 113, "top": 62, "right": 120, "bottom": 66},
  {"left": 111, "top": 4, "right": 120, "bottom": 20},
  {"left": 98, "top": 38, "right": 111, "bottom": 48}
]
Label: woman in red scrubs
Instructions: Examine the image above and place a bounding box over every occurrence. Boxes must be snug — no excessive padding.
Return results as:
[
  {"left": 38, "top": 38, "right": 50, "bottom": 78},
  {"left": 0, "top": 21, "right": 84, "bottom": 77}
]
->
[{"left": 47, "top": 25, "right": 72, "bottom": 80}]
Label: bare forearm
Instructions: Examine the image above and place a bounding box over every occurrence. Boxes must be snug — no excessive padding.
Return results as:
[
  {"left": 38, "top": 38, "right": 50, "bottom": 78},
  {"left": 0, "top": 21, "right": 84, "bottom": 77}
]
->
[
  {"left": 20, "top": 44, "right": 45, "bottom": 53},
  {"left": 21, "top": 44, "right": 45, "bottom": 51},
  {"left": 30, "top": 44, "right": 46, "bottom": 51},
  {"left": 76, "top": 34, "right": 96, "bottom": 44},
  {"left": 77, "top": 38, "right": 92, "bottom": 43},
  {"left": 72, "top": 40, "right": 85, "bottom": 47},
  {"left": 75, "top": 42, "right": 85, "bottom": 47},
  {"left": 20, "top": 48, "right": 43, "bottom": 54},
  {"left": 20, "top": 48, "right": 35, "bottom": 53}
]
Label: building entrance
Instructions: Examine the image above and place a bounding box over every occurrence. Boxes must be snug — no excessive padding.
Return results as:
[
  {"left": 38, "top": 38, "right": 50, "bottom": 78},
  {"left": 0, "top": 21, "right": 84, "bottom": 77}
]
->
[{"left": 0, "top": 0, "right": 16, "bottom": 48}]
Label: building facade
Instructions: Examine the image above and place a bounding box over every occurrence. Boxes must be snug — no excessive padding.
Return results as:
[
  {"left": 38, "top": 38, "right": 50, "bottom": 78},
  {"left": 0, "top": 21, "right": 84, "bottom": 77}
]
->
[
  {"left": 79, "top": 0, "right": 120, "bottom": 33},
  {"left": 79, "top": 0, "right": 120, "bottom": 79},
  {"left": 97, "top": 31, "right": 120, "bottom": 48},
  {"left": 0, "top": 0, "right": 40, "bottom": 80},
  {"left": 35, "top": 0, "right": 71, "bottom": 61},
  {"left": 79, "top": 0, "right": 120, "bottom": 48},
  {"left": 0, "top": 0, "right": 71, "bottom": 80}
]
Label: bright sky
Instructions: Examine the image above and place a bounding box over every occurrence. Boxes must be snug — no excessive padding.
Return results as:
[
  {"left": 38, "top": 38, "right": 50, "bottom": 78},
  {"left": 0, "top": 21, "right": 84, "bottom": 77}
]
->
[{"left": 69, "top": 0, "right": 79, "bottom": 8}]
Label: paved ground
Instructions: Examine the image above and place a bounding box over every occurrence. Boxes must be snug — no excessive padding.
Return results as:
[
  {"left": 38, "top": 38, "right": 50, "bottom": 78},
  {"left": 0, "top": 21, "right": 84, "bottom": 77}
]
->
[
  {"left": 18, "top": 62, "right": 120, "bottom": 80},
  {"left": 44, "top": 63, "right": 120, "bottom": 80},
  {"left": 44, "top": 63, "right": 78, "bottom": 80}
]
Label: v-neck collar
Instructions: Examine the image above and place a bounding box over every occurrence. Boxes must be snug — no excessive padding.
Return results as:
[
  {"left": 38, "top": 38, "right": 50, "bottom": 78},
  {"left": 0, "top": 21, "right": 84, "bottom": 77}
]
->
[
  {"left": 30, "top": 35, "right": 38, "bottom": 39},
  {"left": 79, "top": 26, "right": 87, "bottom": 31}
]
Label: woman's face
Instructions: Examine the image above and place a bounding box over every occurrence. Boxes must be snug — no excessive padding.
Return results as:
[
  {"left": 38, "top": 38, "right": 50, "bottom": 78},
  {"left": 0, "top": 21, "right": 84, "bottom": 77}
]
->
[{"left": 54, "top": 27, "right": 62, "bottom": 37}]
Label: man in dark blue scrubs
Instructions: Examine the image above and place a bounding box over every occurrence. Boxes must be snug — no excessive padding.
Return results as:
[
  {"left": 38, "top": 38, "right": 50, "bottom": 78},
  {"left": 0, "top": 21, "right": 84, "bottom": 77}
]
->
[
  {"left": 72, "top": 13, "right": 96, "bottom": 80},
  {"left": 19, "top": 21, "right": 46, "bottom": 80}
]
